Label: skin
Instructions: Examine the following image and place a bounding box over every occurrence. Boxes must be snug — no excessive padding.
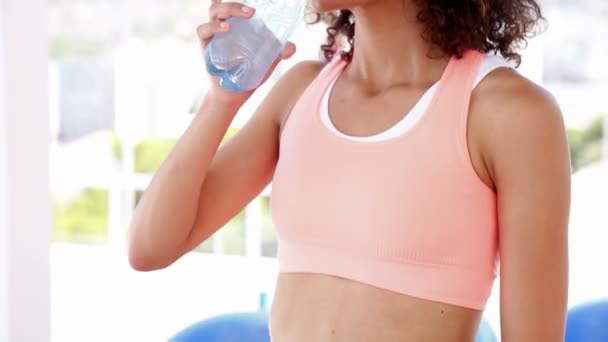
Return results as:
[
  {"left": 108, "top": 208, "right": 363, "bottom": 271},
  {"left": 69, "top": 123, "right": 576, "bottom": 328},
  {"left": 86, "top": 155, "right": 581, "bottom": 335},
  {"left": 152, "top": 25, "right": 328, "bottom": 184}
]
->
[{"left": 127, "top": 0, "right": 571, "bottom": 341}]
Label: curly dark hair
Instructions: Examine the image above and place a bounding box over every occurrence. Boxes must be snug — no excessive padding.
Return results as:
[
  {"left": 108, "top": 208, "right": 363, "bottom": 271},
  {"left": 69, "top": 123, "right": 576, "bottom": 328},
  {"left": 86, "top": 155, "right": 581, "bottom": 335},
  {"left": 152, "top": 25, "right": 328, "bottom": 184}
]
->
[{"left": 312, "top": 0, "right": 544, "bottom": 66}]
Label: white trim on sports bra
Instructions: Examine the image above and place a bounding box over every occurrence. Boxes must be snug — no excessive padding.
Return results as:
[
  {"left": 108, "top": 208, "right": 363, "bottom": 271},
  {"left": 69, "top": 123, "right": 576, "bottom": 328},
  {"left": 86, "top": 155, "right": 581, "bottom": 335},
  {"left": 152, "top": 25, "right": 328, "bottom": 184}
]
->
[{"left": 320, "top": 54, "right": 516, "bottom": 142}]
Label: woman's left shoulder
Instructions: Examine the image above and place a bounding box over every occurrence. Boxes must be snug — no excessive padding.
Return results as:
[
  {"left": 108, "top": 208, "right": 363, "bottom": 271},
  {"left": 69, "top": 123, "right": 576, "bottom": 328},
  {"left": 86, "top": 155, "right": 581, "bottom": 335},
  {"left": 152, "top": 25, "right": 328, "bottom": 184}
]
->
[
  {"left": 470, "top": 66, "right": 563, "bottom": 129},
  {"left": 468, "top": 64, "right": 570, "bottom": 179},
  {"left": 470, "top": 65, "right": 566, "bottom": 142}
]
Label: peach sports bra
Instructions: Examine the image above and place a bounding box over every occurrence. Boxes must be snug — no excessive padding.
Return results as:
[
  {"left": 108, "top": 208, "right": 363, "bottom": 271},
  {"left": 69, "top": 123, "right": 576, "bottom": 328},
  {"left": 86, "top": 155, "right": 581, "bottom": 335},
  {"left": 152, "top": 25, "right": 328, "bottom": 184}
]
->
[{"left": 271, "top": 50, "right": 500, "bottom": 310}]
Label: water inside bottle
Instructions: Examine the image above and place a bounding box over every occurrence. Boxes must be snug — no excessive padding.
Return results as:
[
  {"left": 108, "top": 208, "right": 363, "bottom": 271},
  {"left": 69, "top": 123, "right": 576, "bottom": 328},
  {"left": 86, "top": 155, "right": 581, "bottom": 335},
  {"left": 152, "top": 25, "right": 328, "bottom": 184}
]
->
[{"left": 205, "top": 17, "right": 284, "bottom": 92}]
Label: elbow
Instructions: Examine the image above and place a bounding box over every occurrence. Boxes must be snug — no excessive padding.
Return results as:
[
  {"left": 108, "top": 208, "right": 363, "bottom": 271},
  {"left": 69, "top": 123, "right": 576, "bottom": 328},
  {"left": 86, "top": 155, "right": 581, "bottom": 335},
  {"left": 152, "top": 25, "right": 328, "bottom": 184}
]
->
[
  {"left": 128, "top": 254, "right": 151, "bottom": 272},
  {"left": 127, "top": 231, "right": 175, "bottom": 272},
  {"left": 128, "top": 248, "right": 165, "bottom": 272}
]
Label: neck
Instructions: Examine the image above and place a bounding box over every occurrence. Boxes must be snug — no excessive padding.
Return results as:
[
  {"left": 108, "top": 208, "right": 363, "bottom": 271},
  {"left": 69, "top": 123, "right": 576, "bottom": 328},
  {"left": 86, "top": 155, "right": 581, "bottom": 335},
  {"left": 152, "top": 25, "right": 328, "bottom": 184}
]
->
[{"left": 347, "top": 0, "right": 449, "bottom": 91}]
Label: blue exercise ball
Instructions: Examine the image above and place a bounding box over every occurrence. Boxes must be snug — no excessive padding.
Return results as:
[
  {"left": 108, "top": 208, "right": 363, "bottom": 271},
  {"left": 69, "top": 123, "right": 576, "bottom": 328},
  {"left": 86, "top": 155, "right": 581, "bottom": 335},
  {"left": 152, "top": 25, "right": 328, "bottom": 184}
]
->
[
  {"left": 170, "top": 312, "right": 271, "bottom": 342},
  {"left": 566, "top": 299, "right": 608, "bottom": 342}
]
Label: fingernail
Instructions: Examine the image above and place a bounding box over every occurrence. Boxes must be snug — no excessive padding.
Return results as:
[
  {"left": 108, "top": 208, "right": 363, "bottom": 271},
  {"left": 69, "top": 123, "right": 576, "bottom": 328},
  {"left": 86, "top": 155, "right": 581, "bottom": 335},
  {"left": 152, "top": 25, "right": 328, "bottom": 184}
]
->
[
  {"left": 242, "top": 6, "right": 253, "bottom": 14},
  {"left": 220, "top": 22, "right": 229, "bottom": 30}
]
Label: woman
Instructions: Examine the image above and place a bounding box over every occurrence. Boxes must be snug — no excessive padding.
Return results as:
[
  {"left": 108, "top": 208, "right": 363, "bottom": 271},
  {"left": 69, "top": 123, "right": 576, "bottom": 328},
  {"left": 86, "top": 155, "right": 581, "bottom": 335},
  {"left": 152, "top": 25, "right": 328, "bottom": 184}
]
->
[{"left": 127, "top": 0, "right": 571, "bottom": 341}]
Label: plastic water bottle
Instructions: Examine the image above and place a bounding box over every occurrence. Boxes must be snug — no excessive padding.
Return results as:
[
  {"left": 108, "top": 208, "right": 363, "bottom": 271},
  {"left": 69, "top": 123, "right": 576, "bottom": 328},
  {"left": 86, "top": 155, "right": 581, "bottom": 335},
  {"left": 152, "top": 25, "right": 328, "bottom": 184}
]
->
[{"left": 205, "top": 0, "right": 307, "bottom": 92}]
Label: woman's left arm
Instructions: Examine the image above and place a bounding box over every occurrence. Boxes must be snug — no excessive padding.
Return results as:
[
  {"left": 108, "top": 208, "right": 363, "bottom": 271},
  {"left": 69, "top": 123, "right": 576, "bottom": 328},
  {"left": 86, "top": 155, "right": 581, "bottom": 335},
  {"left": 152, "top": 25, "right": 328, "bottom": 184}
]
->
[{"left": 476, "top": 74, "right": 571, "bottom": 341}]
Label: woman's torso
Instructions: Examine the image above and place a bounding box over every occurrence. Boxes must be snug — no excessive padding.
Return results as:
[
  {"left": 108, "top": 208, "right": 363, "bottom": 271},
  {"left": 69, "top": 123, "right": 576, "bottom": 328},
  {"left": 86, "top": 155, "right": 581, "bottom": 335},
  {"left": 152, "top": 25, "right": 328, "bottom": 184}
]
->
[
  {"left": 268, "top": 52, "right": 513, "bottom": 342},
  {"left": 270, "top": 273, "right": 482, "bottom": 342}
]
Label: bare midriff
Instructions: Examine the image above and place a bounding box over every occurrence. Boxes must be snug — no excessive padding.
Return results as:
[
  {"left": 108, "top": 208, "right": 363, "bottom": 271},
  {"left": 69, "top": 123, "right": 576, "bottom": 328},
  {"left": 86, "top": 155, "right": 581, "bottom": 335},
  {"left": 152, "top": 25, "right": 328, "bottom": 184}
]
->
[{"left": 270, "top": 273, "right": 483, "bottom": 342}]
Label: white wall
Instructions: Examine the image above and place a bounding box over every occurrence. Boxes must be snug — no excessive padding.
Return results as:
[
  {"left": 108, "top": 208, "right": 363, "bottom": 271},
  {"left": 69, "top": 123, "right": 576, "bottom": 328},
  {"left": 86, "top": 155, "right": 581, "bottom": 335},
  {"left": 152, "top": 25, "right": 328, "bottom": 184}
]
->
[
  {"left": 50, "top": 244, "right": 279, "bottom": 342},
  {"left": 0, "top": 3, "right": 9, "bottom": 339},
  {"left": 0, "top": 0, "right": 51, "bottom": 341},
  {"left": 518, "top": 35, "right": 544, "bottom": 85}
]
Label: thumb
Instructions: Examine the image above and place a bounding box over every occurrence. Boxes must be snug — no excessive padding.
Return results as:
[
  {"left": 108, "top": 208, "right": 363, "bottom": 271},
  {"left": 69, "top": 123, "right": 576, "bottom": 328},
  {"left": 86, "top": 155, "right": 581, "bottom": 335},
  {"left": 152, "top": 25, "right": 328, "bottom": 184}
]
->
[
  {"left": 279, "top": 42, "right": 297, "bottom": 60},
  {"left": 261, "top": 43, "right": 297, "bottom": 82}
]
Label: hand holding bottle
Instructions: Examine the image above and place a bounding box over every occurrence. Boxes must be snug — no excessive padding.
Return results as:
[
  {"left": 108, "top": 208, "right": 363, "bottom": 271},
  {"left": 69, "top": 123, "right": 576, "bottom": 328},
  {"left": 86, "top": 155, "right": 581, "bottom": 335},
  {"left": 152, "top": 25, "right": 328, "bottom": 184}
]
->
[{"left": 197, "top": 1, "right": 297, "bottom": 106}]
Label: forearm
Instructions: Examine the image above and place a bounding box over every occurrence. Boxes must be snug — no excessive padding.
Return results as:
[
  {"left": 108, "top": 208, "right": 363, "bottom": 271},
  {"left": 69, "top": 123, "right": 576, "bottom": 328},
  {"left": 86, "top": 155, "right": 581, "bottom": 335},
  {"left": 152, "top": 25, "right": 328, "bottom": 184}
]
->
[{"left": 127, "top": 95, "right": 242, "bottom": 270}]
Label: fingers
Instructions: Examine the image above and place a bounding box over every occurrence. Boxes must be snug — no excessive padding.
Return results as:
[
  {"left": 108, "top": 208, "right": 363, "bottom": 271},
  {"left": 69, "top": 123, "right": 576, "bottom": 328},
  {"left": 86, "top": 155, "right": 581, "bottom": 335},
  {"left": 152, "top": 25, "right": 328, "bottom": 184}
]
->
[
  {"left": 197, "top": 2, "right": 255, "bottom": 48},
  {"left": 268, "top": 43, "right": 296, "bottom": 75},
  {"left": 196, "top": 21, "right": 230, "bottom": 47},
  {"left": 259, "top": 42, "right": 297, "bottom": 84},
  {"left": 209, "top": 2, "right": 255, "bottom": 21}
]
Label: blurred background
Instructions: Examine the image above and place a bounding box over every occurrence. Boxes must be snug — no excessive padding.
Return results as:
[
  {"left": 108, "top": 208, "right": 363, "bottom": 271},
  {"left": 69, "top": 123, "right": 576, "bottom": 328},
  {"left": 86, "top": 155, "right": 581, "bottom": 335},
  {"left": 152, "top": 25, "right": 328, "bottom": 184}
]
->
[{"left": 1, "top": 0, "right": 607, "bottom": 341}]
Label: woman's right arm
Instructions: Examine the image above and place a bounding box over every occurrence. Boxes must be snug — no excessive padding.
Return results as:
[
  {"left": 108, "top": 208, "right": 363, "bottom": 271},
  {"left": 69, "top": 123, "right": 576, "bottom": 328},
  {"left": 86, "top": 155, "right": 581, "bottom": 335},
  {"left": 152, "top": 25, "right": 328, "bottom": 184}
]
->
[
  {"left": 127, "top": 2, "right": 323, "bottom": 271},
  {"left": 127, "top": 85, "right": 269, "bottom": 271}
]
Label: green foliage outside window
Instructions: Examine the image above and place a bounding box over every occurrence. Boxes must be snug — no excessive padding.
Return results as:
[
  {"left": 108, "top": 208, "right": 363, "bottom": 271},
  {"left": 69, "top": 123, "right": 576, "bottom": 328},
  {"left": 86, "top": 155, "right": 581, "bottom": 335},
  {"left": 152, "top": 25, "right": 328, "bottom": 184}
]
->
[
  {"left": 57, "top": 131, "right": 251, "bottom": 251},
  {"left": 134, "top": 138, "right": 177, "bottom": 174},
  {"left": 53, "top": 188, "right": 109, "bottom": 244},
  {"left": 568, "top": 115, "right": 604, "bottom": 172},
  {"left": 50, "top": 37, "right": 108, "bottom": 59},
  {"left": 260, "top": 197, "right": 278, "bottom": 258}
]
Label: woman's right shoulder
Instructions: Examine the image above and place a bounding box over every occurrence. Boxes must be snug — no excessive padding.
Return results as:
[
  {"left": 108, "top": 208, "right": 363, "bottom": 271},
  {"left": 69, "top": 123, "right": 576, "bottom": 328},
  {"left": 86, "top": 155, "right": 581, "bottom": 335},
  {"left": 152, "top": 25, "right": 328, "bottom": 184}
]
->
[
  {"left": 282, "top": 59, "right": 328, "bottom": 83},
  {"left": 274, "top": 60, "right": 327, "bottom": 99},
  {"left": 266, "top": 60, "right": 328, "bottom": 128}
]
